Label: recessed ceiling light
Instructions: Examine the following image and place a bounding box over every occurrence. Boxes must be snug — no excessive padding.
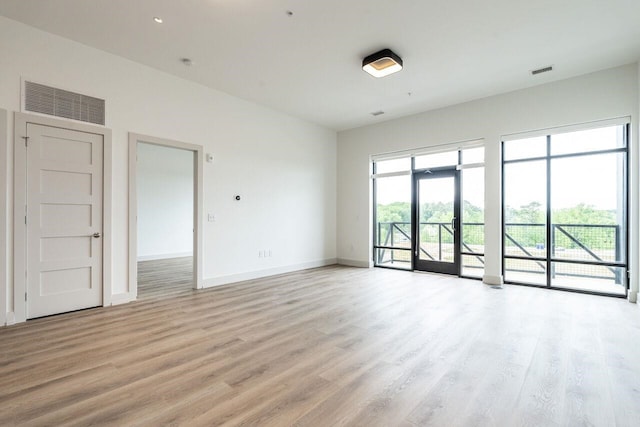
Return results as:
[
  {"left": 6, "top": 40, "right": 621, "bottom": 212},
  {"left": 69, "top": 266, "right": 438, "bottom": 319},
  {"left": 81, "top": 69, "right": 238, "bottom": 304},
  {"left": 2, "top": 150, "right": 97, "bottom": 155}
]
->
[
  {"left": 153, "top": 17, "right": 163, "bottom": 24},
  {"left": 181, "top": 58, "right": 193, "bottom": 66},
  {"left": 363, "top": 49, "right": 403, "bottom": 78},
  {"left": 371, "top": 111, "right": 385, "bottom": 116}
]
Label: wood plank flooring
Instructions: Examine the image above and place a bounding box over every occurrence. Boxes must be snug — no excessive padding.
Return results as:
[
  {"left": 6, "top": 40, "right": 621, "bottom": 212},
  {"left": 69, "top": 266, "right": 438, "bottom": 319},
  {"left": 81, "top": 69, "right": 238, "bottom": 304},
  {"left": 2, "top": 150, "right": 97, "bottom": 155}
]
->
[
  {"left": 137, "top": 257, "right": 194, "bottom": 300},
  {"left": 1, "top": 265, "right": 640, "bottom": 426}
]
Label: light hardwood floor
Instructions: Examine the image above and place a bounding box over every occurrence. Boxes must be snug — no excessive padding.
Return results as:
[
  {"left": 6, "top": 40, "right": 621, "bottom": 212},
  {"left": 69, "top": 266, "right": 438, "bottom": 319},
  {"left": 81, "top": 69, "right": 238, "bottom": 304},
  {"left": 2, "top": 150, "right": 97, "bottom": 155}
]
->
[
  {"left": 1, "top": 265, "right": 639, "bottom": 426},
  {"left": 137, "top": 257, "right": 194, "bottom": 300}
]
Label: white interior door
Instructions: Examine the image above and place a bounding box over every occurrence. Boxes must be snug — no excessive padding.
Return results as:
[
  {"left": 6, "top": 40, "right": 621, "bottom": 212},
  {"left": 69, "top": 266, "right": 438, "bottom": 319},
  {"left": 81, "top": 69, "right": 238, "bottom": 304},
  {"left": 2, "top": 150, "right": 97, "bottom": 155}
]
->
[{"left": 26, "top": 123, "right": 103, "bottom": 319}]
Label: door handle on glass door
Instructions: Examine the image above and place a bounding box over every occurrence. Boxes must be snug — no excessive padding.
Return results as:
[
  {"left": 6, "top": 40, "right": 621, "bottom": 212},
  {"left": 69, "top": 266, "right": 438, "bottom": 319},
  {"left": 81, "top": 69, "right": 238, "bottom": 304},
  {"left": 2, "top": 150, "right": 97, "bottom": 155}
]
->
[{"left": 451, "top": 217, "right": 456, "bottom": 232}]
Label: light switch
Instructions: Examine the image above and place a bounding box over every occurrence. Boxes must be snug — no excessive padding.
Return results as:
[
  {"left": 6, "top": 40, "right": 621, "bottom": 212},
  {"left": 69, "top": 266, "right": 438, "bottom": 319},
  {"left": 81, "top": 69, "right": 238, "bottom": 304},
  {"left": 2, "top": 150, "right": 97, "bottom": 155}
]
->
[{"left": 208, "top": 213, "right": 215, "bottom": 222}]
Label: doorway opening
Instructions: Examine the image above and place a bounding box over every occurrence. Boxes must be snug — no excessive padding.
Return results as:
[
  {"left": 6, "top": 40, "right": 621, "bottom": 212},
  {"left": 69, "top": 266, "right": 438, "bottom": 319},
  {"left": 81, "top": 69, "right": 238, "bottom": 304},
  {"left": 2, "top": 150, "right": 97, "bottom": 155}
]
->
[
  {"left": 128, "top": 133, "right": 203, "bottom": 300},
  {"left": 413, "top": 167, "right": 460, "bottom": 274},
  {"left": 136, "top": 142, "right": 193, "bottom": 299}
]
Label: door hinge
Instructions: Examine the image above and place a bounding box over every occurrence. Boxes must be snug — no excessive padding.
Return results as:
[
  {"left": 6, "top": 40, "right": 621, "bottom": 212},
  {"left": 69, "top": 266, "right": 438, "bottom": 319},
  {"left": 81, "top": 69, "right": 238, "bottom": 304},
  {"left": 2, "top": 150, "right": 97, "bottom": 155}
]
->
[
  {"left": 21, "top": 136, "right": 29, "bottom": 147},
  {"left": 25, "top": 292, "right": 27, "bottom": 302}
]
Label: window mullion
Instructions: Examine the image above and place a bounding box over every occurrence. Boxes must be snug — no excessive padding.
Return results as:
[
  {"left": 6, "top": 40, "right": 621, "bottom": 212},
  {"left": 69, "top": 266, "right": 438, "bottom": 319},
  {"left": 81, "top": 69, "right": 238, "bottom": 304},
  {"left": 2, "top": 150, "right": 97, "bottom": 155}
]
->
[{"left": 546, "top": 135, "right": 552, "bottom": 288}]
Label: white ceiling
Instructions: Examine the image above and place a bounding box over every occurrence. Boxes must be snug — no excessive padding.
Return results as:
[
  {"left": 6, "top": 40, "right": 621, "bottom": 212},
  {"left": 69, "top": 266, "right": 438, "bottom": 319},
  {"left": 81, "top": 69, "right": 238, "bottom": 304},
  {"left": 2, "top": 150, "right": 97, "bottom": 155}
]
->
[{"left": 1, "top": 0, "right": 639, "bottom": 131}]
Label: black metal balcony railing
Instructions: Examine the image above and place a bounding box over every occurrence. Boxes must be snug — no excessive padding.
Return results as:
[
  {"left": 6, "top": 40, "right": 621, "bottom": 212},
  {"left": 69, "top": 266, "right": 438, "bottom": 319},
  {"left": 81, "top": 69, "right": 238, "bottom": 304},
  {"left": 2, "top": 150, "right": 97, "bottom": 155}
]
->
[
  {"left": 375, "top": 221, "right": 622, "bottom": 282},
  {"left": 375, "top": 222, "right": 483, "bottom": 267},
  {"left": 504, "top": 223, "right": 622, "bottom": 283}
]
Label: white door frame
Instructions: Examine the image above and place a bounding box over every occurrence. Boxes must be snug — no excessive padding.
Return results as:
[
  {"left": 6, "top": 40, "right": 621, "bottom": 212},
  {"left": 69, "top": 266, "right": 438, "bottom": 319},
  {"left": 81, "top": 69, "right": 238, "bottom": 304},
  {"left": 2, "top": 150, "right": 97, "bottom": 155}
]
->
[
  {"left": 1, "top": 108, "right": 7, "bottom": 326},
  {"left": 128, "top": 133, "right": 204, "bottom": 298},
  {"left": 13, "top": 112, "right": 113, "bottom": 323}
]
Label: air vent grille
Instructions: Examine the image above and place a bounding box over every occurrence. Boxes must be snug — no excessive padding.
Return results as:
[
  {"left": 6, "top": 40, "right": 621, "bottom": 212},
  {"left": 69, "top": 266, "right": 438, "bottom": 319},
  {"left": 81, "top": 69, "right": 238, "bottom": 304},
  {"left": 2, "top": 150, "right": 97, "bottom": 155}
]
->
[
  {"left": 531, "top": 66, "right": 553, "bottom": 76},
  {"left": 24, "top": 81, "right": 105, "bottom": 125}
]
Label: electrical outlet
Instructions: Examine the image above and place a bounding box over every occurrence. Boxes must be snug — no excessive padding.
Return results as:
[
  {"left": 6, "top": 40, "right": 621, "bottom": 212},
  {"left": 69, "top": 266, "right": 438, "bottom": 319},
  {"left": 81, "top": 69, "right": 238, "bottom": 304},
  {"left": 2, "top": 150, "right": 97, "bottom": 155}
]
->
[
  {"left": 208, "top": 213, "right": 215, "bottom": 222},
  {"left": 268, "top": 249, "right": 272, "bottom": 257}
]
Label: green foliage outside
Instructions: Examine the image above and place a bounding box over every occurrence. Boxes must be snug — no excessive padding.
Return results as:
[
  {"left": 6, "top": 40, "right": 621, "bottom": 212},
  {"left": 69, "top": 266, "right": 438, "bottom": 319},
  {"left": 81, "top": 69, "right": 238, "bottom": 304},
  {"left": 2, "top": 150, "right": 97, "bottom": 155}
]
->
[
  {"left": 377, "top": 200, "right": 619, "bottom": 250},
  {"left": 376, "top": 200, "right": 484, "bottom": 245}
]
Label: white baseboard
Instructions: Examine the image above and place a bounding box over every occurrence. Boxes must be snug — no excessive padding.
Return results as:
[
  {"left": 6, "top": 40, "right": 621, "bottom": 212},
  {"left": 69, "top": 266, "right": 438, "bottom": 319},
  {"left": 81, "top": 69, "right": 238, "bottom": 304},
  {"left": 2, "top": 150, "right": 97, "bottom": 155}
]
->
[
  {"left": 482, "top": 274, "right": 504, "bottom": 286},
  {"left": 628, "top": 290, "right": 638, "bottom": 303},
  {"left": 203, "top": 258, "right": 337, "bottom": 289},
  {"left": 337, "top": 258, "right": 373, "bottom": 268},
  {"left": 137, "top": 252, "right": 192, "bottom": 262},
  {"left": 110, "top": 292, "right": 133, "bottom": 305}
]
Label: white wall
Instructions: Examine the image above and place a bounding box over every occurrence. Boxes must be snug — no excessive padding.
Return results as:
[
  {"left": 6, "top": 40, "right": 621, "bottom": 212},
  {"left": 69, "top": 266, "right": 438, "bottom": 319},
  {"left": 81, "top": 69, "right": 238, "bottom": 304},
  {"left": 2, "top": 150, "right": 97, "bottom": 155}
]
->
[
  {"left": 337, "top": 64, "right": 639, "bottom": 299},
  {"left": 137, "top": 142, "right": 194, "bottom": 261},
  {"left": 0, "top": 16, "right": 337, "bottom": 319}
]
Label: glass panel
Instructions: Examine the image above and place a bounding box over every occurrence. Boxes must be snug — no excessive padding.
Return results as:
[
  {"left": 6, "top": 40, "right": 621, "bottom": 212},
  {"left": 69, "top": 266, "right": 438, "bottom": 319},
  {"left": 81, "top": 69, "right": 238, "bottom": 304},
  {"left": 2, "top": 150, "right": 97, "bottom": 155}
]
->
[
  {"left": 503, "top": 136, "right": 546, "bottom": 161},
  {"left": 504, "top": 160, "right": 546, "bottom": 257},
  {"left": 414, "top": 151, "right": 458, "bottom": 169},
  {"left": 417, "top": 176, "right": 455, "bottom": 263},
  {"left": 462, "top": 167, "right": 484, "bottom": 262},
  {"left": 551, "top": 263, "right": 625, "bottom": 295},
  {"left": 376, "top": 221, "right": 412, "bottom": 249},
  {"left": 375, "top": 158, "right": 411, "bottom": 174},
  {"left": 551, "top": 152, "right": 625, "bottom": 264},
  {"left": 462, "top": 147, "right": 484, "bottom": 164},
  {"left": 374, "top": 175, "right": 411, "bottom": 268},
  {"left": 504, "top": 258, "right": 546, "bottom": 285},
  {"left": 374, "top": 248, "right": 412, "bottom": 270},
  {"left": 502, "top": 124, "right": 628, "bottom": 292},
  {"left": 550, "top": 125, "right": 625, "bottom": 156},
  {"left": 462, "top": 255, "right": 484, "bottom": 278}
]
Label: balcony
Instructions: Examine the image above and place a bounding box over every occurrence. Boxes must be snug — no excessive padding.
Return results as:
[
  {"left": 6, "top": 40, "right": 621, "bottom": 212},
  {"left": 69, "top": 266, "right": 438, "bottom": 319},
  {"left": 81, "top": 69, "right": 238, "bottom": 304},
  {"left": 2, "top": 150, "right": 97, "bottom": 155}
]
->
[{"left": 375, "top": 222, "right": 625, "bottom": 295}]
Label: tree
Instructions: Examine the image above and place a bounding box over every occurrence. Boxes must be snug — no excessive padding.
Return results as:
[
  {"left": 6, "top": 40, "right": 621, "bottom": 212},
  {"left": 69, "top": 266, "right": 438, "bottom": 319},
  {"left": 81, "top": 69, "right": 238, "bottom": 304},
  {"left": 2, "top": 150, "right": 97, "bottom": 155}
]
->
[
  {"left": 376, "top": 202, "right": 410, "bottom": 223},
  {"left": 553, "top": 203, "right": 615, "bottom": 225},
  {"left": 463, "top": 200, "right": 484, "bottom": 223},
  {"left": 514, "top": 201, "right": 544, "bottom": 224}
]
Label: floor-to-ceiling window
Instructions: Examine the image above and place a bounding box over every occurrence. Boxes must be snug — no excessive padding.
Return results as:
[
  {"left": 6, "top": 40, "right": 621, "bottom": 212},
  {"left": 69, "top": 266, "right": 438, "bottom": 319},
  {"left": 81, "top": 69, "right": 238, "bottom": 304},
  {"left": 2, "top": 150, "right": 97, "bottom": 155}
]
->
[
  {"left": 460, "top": 148, "right": 485, "bottom": 278},
  {"left": 373, "top": 158, "right": 412, "bottom": 269},
  {"left": 372, "top": 145, "right": 485, "bottom": 278},
  {"left": 502, "top": 121, "right": 628, "bottom": 296}
]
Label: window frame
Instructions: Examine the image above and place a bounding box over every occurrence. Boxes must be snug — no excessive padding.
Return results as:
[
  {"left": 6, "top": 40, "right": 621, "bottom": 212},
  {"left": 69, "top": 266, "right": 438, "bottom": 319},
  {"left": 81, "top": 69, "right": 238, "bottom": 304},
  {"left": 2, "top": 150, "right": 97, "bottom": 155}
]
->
[{"left": 501, "top": 122, "right": 629, "bottom": 297}]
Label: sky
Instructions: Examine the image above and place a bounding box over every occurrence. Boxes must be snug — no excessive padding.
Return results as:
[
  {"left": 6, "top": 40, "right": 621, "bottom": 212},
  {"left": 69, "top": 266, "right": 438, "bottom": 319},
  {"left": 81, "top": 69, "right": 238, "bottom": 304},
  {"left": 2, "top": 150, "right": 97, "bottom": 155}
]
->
[{"left": 375, "top": 125, "right": 625, "bottom": 212}]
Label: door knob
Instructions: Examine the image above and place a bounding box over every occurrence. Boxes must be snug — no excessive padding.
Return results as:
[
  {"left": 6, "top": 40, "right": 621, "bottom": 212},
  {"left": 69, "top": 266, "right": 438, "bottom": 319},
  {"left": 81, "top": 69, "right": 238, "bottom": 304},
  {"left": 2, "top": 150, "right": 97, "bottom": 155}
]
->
[{"left": 93, "top": 232, "right": 101, "bottom": 238}]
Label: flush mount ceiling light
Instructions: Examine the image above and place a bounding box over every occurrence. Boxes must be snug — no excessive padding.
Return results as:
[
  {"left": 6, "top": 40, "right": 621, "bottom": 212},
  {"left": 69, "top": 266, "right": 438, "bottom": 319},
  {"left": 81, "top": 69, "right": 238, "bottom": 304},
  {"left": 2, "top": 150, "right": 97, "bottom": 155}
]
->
[
  {"left": 153, "top": 16, "right": 163, "bottom": 24},
  {"left": 362, "top": 49, "right": 403, "bottom": 78}
]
